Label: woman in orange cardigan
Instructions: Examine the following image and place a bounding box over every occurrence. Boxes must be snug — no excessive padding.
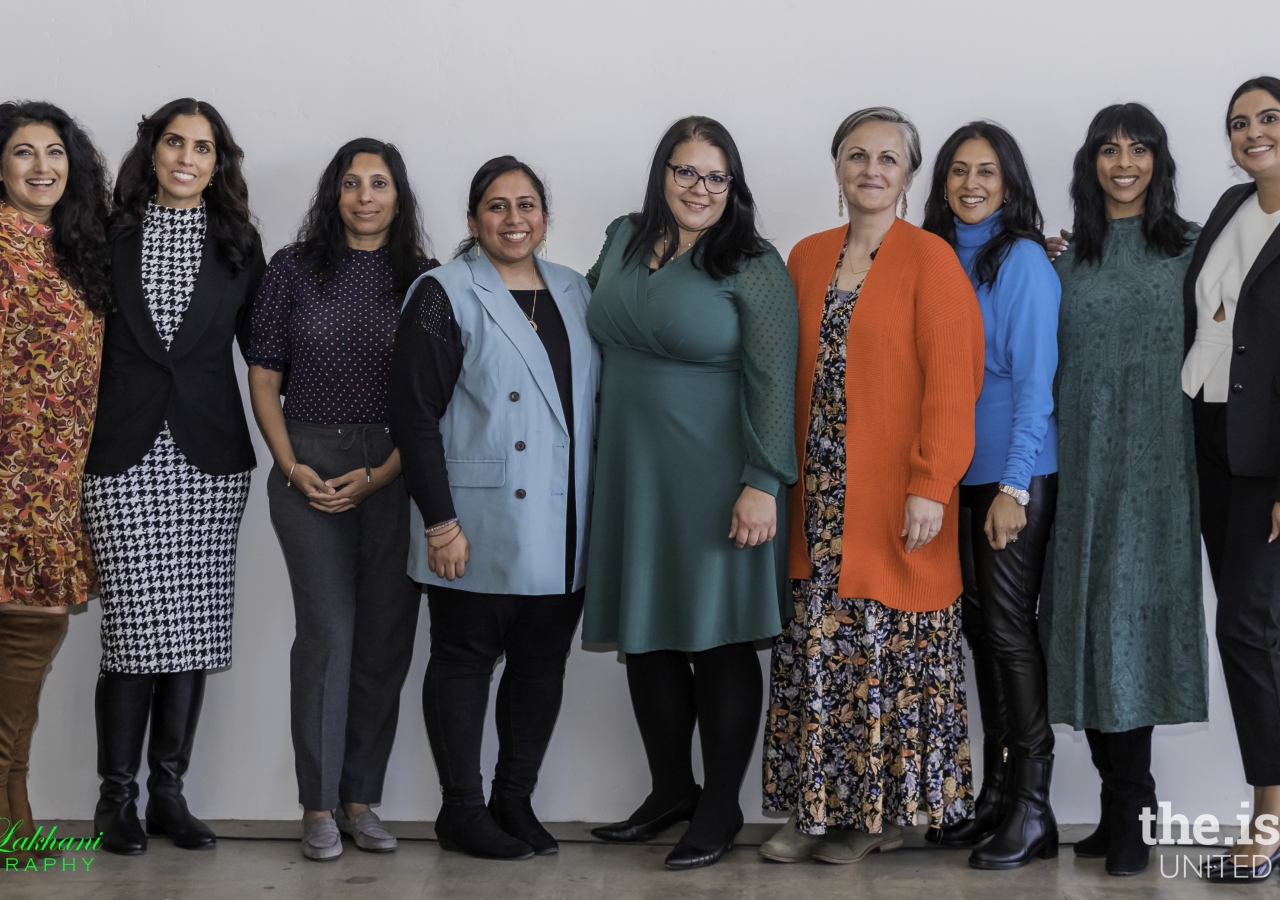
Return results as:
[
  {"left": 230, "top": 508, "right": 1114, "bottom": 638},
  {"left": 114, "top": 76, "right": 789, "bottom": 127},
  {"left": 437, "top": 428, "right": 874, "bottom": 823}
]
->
[{"left": 760, "top": 107, "right": 985, "bottom": 864}]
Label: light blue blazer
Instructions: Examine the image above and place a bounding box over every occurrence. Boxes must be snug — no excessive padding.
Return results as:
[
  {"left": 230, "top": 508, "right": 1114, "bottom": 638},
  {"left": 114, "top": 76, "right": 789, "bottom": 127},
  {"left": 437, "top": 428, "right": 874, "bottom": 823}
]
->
[{"left": 405, "top": 248, "right": 600, "bottom": 595}]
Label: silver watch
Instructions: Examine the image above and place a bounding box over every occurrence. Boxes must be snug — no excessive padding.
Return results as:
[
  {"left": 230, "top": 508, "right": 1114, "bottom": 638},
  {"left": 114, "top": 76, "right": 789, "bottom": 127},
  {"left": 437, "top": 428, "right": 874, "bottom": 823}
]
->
[{"left": 998, "top": 484, "right": 1030, "bottom": 507}]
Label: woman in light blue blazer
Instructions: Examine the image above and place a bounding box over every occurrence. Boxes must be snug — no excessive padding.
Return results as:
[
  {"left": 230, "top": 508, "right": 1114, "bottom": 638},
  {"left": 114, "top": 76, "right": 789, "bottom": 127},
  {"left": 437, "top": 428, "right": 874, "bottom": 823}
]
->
[{"left": 389, "top": 156, "right": 599, "bottom": 862}]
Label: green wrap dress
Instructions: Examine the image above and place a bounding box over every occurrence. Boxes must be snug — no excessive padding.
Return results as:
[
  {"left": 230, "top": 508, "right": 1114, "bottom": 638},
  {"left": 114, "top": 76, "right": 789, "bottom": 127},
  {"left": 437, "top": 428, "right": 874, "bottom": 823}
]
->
[
  {"left": 581, "top": 216, "right": 799, "bottom": 653},
  {"left": 1042, "top": 215, "right": 1209, "bottom": 733}
]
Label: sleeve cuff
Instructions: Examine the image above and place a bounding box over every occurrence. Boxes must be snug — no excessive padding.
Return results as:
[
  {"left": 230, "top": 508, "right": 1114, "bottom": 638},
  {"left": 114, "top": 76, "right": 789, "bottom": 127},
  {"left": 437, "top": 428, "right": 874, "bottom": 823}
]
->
[
  {"left": 906, "top": 473, "right": 955, "bottom": 505},
  {"left": 998, "top": 472, "right": 1031, "bottom": 492},
  {"left": 741, "top": 464, "right": 782, "bottom": 497},
  {"left": 247, "top": 358, "right": 287, "bottom": 372}
]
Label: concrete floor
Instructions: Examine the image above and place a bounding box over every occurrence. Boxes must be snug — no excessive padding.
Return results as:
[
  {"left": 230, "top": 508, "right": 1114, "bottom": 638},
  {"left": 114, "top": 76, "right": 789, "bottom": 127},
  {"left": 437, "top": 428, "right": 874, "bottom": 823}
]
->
[{"left": 2, "top": 821, "right": 1270, "bottom": 899}]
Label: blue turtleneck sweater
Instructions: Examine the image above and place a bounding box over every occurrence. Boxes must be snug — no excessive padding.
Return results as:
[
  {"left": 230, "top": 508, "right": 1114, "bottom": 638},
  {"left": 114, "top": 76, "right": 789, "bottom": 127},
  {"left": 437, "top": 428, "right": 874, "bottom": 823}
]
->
[{"left": 955, "top": 211, "right": 1060, "bottom": 488}]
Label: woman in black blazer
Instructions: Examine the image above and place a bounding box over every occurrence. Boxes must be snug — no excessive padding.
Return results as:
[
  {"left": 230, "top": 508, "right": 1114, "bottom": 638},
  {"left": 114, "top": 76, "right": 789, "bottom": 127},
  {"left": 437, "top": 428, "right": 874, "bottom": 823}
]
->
[
  {"left": 82, "top": 98, "right": 264, "bottom": 857},
  {"left": 1182, "top": 75, "right": 1280, "bottom": 884}
]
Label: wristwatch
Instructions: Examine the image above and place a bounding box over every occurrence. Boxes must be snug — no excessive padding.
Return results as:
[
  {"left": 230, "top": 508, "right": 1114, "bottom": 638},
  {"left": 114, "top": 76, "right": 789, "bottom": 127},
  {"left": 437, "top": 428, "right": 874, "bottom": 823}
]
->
[{"left": 998, "top": 484, "right": 1030, "bottom": 507}]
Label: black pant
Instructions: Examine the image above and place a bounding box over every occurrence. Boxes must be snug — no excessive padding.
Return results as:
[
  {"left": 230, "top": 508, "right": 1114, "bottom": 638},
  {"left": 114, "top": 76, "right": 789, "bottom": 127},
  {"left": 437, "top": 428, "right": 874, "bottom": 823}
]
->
[
  {"left": 422, "top": 586, "right": 584, "bottom": 806},
  {"left": 959, "top": 475, "right": 1057, "bottom": 759},
  {"left": 269, "top": 420, "right": 423, "bottom": 810},
  {"left": 1194, "top": 396, "right": 1280, "bottom": 786}
]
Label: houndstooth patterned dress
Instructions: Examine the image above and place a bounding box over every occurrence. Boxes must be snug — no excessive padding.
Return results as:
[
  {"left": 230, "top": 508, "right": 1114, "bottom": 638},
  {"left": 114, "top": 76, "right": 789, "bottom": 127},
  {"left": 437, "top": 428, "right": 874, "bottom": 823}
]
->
[{"left": 82, "top": 202, "right": 251, "bottom": 673}]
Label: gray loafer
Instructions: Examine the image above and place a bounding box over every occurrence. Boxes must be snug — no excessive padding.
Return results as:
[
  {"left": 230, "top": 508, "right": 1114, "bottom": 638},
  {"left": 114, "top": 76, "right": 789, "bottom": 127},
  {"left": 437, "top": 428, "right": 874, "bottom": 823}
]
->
[
  {"left": 759, "top": 812, "right": 825, "bottom": 862},
  {"left": 336, "top": 808, "right": 397, "bottom": 853},
  {"left": 302, "top": 816, "right": 343, "bottom": 862}
]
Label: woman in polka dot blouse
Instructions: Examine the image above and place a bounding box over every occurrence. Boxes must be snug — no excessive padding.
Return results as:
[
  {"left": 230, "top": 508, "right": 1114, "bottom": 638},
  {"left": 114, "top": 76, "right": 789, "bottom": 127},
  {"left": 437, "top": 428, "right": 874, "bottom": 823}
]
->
[{"left": 247, "top": 138, "right": 437, "bottom": 862}]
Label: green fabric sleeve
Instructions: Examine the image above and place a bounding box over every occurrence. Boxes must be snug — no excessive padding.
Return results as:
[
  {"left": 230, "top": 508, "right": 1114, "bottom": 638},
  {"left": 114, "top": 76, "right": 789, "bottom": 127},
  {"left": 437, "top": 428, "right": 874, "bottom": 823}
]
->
[{"left": 586, "top": 216, "right": 629, "bottom": 291}]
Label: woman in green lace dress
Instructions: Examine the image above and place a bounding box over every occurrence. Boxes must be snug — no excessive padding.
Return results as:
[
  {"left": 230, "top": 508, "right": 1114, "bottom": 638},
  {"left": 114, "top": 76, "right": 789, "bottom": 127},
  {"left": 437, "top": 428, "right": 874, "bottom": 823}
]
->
[
  {"left": 1042, "top": 103, "right": 1207, "bottom": 878},
  {"left": 581, "top": 116, "right": 798, "bottom": 870}
]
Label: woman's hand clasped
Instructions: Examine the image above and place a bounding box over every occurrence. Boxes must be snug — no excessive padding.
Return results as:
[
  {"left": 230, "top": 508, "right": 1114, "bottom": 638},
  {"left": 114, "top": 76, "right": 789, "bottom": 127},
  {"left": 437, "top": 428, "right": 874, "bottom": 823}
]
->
[
  {"left": 901, "top": 494, "right": 945, "bottom": 553},
  {"left": 292, "top": 461, "right": 395, "bottom": 514},
  {"left": 427, "top": 523, "right": 470, "bottom": 580},
  {"left": 985, "top": 491, "right": 1027, "bottom": 551},
  {"left": 729, "top": 485, "right": 777, "bottom": 549}
]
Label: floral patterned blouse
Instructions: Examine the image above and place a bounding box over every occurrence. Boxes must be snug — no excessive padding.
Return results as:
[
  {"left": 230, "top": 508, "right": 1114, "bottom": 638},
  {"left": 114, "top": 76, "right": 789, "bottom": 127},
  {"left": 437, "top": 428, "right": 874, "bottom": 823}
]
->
[{"left": 0, "top": 201, "right": 102, "bottom": 606}]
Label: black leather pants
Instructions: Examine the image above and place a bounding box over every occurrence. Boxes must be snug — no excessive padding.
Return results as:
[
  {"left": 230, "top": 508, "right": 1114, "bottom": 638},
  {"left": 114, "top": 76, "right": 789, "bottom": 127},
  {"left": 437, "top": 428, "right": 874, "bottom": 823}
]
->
[{"left": 960, "top": 475, "right": 1057, "bottom": 759}]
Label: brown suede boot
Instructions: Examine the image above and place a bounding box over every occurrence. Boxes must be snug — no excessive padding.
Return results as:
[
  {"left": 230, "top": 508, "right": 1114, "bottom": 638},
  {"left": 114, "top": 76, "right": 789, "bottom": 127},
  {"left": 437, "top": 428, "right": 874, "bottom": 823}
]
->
[{"left": 0, "top": 611, "right": 69, "bottom": 865}]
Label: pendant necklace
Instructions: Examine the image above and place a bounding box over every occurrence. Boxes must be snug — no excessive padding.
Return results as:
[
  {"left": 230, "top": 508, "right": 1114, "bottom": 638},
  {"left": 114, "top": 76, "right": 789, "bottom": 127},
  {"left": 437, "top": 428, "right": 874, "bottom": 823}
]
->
[{"left": 525, "top": 289, "right": 539, "bottom": 332}]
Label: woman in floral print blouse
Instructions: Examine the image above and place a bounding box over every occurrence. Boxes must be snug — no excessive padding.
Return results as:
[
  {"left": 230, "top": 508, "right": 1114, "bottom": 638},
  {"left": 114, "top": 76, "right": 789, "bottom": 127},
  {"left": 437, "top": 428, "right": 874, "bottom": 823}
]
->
[{"left": 0, "top": 100, "right": 111, "bottom": 866}]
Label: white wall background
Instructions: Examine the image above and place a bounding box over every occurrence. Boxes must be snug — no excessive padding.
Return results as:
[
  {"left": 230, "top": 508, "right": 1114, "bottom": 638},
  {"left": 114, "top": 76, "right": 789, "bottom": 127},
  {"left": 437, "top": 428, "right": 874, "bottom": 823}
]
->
[{"left": 12, "top": 0, "right": 1276, "bottom": 826}]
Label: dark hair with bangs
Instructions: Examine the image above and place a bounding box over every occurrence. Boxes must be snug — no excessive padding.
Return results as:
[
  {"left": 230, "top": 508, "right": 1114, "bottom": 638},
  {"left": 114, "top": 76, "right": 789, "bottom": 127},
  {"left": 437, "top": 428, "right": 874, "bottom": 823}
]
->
[
  {"left": 1069, "top": 103, "right": 1189, "bottom": 266},
  {"left": 0, "top": 101, "right": 113, "bottom": 316},
  {"left": 112, "top": 97, "right": 258, "bottom": 272},
  {"left": 297, "top": 138, "right": 431, "bottom": 294},
  {"left": 623, "top": 116, "right": 765, "bottom": 281},
  {"left": 922, "top": 121, "right": 1045, "bottom": 287},
  {"left": 1226, "top": 75, "right": 1280, "bottom": 134}
]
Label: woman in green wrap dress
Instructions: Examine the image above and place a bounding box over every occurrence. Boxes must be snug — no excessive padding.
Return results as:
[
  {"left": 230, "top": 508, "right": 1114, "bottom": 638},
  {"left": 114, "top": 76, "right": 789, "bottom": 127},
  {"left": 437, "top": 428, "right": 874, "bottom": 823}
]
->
[
  {"left": 582, "top": 116, "right": 799, "bottom": 870},
  {"left": 1042, "top": 103, "right": 1208, "bottom": 878}
]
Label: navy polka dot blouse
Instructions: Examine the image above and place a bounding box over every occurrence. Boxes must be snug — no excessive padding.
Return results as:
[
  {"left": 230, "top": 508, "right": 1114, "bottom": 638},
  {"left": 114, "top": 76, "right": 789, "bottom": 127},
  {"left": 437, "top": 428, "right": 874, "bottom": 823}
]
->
[{"left": 248, "top": 245, "right": 438, "bottom": 424}]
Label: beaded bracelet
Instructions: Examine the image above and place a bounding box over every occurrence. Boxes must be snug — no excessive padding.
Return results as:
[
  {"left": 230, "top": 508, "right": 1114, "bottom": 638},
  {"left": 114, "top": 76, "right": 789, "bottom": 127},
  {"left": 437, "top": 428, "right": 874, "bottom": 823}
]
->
[{"left": 425, "top": 517, "right": 459, "bottom": 536}]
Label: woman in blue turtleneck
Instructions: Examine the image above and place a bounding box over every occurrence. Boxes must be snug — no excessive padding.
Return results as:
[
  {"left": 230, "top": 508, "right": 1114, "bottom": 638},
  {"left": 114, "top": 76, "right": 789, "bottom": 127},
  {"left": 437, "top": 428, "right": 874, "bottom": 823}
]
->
[{"left": 920, "top": 122, "right": 1061, "bottom": 870}]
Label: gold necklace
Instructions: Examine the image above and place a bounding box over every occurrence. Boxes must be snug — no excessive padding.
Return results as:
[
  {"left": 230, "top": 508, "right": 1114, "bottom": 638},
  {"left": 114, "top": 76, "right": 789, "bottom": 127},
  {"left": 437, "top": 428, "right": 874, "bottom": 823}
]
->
[{"left": 524, "top": 289, "right": 539, "bottom": 332}]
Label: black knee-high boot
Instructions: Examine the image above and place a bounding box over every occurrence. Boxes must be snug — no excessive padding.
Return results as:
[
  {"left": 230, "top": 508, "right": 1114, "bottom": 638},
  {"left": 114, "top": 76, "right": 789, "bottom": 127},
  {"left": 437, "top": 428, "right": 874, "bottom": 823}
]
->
[
  {"left": 144, "top": 671, "right": 216, "bottom": 850},
  {"left": 1073, "top": 729, "right": 1113, "bottom": 858},
  {"left": 591, "top": 650, "right": 701, "bottom": 843},
  {"left": 94, "top": 672, "right": 155, "bottom": 855},
  {"left": 665, "top": 642, "right": 761, "bottom": 870},
  {"left": 1103, "top": 726, "right": 1156, "bottom": 876}
]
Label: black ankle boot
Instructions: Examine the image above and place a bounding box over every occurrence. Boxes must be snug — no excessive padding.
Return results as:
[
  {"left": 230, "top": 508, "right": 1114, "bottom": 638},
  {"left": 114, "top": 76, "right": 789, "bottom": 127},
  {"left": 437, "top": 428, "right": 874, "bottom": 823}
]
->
[
  {"left": 927, "top": 744, "right": 1011, "bottom": 847},
  {"left": 143, "top": 672, "right": 216, "bottom": 850},
  {"left": 93, "top": 672, "right": 154, "bottom": 856},
  {"left": 1073, "top": 730, "right": 1112, "bottom": 858},
  {"left": 489, "top": 794, "right": 557, "bottom": 855},
  {"left": 435, "top": 804, "right": 534, "bottom": 860},
  {"left": 969, "top": 756, "right": 1058, "bottom": 870}
]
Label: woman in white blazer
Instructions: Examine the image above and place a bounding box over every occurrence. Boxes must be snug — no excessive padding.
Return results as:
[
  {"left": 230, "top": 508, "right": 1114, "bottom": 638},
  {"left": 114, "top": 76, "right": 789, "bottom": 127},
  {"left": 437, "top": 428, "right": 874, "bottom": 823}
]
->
[{"left": 390, "top": 156, "right": 599, "bottom": 862}]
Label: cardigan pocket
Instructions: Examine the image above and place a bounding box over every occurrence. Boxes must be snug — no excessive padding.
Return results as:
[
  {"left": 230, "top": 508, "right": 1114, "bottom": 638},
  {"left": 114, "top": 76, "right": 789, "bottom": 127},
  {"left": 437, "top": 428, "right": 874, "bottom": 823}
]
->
[{"left": 446, "top": 459, "right": 506, "bottom": 488}]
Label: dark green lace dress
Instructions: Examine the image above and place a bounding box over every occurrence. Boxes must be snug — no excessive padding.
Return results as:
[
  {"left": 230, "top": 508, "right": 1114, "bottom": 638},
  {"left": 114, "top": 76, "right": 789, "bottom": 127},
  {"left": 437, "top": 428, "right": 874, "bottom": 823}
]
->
[{"left": 1041, "top": 216, "right": 1209, "bottom": 732}]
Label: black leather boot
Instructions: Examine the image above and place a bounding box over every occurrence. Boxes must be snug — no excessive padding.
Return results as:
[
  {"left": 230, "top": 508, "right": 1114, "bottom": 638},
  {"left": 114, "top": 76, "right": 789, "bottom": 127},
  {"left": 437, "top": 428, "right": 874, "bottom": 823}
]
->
[
  {"left": 93, "top": 672, "right": 155, "bottom": 856},
  {"left": 1104, "top": 727, "right": 1156, "bottom": 876},
  {"left": 1073, "top": 729, "right": 1112, "bottom": 858},
  {"left": 489, "top": 794, "right": 557, "bottom": 855},
  {"left": 143, "top": 672, "right": 216, "bottom": 850},
  {"left": 927, "top": 744, "right": 1011, "bottom": 847},
  {"left": 969, "top": 756, "right": 1058, "bottom": 870},
  {"left": 435, "top": 804, "right": 534, "bottom": 860}
]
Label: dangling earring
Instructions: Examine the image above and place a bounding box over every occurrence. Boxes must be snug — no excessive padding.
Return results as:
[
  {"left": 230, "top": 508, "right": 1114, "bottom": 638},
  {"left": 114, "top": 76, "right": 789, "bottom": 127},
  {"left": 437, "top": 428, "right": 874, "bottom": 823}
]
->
[
  {"left": 900, "top": 192, "right": 908, "bottom": 218},
  {"left": 209, "top": 171, "right": 215, "bottom": 187},
  {"left": 837, "top": 187, "right": 845, "bottom": 218},
  {"left": 538, "top": 238, "right": 548, "bottom": 260}
]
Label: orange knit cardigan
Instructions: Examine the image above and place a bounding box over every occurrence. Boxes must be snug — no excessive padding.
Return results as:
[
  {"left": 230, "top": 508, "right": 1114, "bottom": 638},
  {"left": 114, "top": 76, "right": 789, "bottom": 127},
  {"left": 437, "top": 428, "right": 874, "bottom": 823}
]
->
[{"left": 787, "top": 219, "right": 985, "bottom": 612}]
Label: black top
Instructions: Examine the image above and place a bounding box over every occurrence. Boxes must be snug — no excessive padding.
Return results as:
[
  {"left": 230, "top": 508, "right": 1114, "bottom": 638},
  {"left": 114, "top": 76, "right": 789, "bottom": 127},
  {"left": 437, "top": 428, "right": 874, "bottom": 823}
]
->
[
  {"left": 391, "top": 275, "right": 577, "bottom": 588},
  {"left": 247, "top": 245, "right": 438, "bottom": 423},
  {"left": 1183, "top": 182, "right": 1280, "bottom": 499},
  {"left": 86, "top": 229, "right": 266, "bottom": 477}
]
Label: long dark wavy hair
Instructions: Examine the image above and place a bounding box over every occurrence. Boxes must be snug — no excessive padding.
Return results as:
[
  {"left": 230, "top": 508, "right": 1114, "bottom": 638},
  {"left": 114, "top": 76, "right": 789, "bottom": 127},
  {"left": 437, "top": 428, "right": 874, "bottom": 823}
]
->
[
  {"left": 623, "top": 116, "right": 765, "bottom": 281},
  {"left": 1069, "top": 103, "right": 1189, "bottom": 266},
  {"left": 0, "top": 101, "right": 112, "bottom": 316},
  {"left": 922, "top": 121, "right": 1045, "bottom": 288},
  {"left": 111, "top": 98, "right": 258, "bottom": 273},
  {"left": 296, "top": 138, "right": 431, "bottom": 294},
  {"left": 454, "top": 155, "right": 549, "bottom": 259}
]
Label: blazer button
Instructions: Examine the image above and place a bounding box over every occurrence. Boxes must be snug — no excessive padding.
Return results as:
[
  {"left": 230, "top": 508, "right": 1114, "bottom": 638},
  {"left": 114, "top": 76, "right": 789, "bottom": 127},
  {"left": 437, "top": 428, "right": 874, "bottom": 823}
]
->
[
  {"left": 1236, "top": 345, "right": 1247, "bottom": 355},
  {"left": 515, "top": 489, "right": 526, "bottom": 499},
  {"left": 1232, "top": 383, "right": 1244, "bottom": 394},
  {"left": 509, "top": 391, "right": 520, "bottom": 402},
  {"left": 515, "top": 441, "right": 526, "bottom": 451}
]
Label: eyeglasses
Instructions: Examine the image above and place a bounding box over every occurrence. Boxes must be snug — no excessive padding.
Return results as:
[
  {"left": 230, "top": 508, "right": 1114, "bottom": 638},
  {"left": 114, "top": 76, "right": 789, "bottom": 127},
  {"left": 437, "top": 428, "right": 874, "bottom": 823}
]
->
[{"left": 665, "top": 163, "right": 733, "bottom": 194}]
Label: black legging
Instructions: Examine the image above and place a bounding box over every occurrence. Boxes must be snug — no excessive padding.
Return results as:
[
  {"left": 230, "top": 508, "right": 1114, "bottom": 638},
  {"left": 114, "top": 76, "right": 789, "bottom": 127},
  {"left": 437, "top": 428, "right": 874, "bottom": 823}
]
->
[
  {"left": 625, "top": 642, "right": 762, "bottom": 849},
  {"left": 421, "top": 586, "right": 584, "bottom": 806},
  {"left": 959, "top": 476, "right": 1057, "bottom": 760}
]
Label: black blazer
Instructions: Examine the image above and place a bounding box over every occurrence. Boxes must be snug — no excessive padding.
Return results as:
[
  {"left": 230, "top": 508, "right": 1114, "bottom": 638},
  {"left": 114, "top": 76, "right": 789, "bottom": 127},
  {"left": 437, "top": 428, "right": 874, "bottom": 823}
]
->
[
  {"left": 85, "top": 229, "right": 266, "bottom": 476},
  {"left": 1184, "top": 182, "right": 1280, "bottom": 493}
]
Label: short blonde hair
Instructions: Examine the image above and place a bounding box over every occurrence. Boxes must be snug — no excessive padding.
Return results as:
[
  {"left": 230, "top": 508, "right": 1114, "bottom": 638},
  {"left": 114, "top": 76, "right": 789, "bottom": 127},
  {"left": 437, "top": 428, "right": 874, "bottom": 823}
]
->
[{"left": 830, "top": 107, "right": 922, "bottom": 173}]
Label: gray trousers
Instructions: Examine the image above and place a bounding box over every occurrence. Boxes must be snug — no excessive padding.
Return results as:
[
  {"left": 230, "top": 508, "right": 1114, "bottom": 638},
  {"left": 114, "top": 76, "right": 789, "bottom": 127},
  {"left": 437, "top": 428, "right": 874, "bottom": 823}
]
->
[{"left": 268, "top": 419, "right": 422, "bottom": 810}]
